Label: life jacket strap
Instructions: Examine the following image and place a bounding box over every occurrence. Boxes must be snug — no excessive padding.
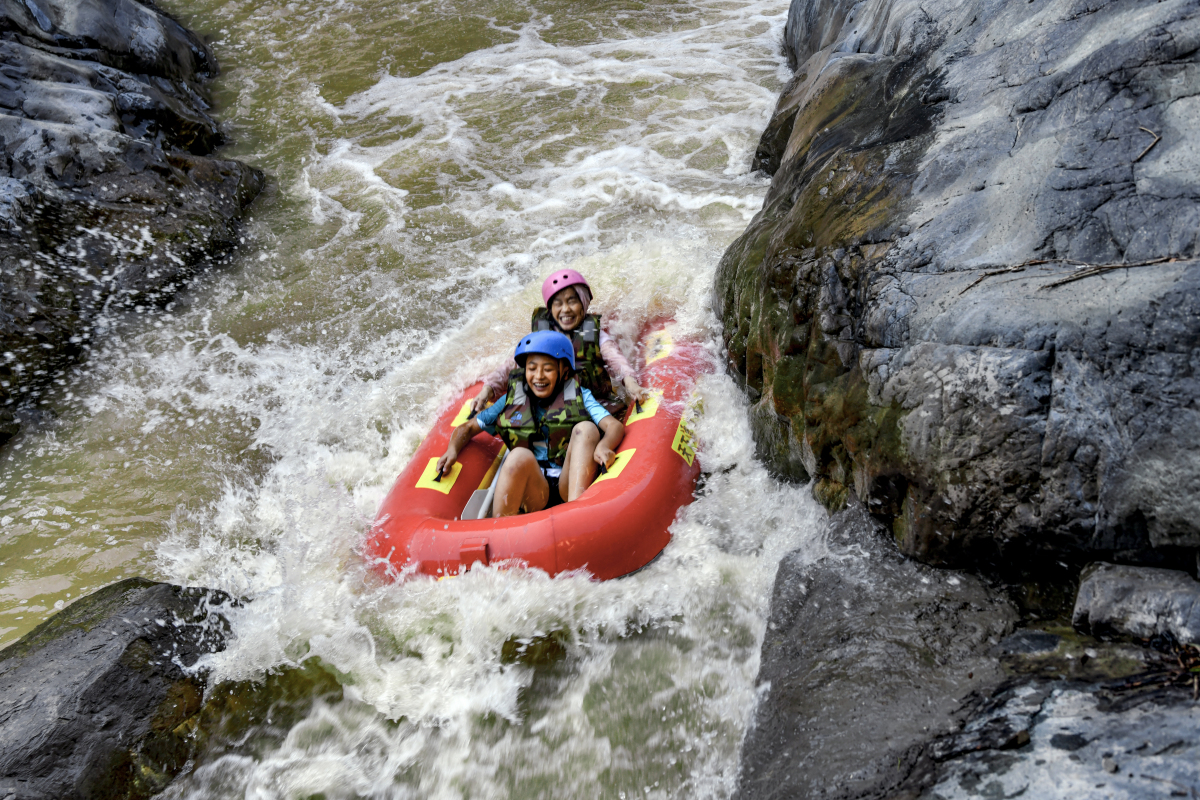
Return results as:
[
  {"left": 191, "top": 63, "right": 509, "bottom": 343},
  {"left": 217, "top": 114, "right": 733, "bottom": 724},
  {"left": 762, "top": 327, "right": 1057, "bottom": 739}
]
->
[{"left": 578, "top": 316, "right": 599, "bottom": 344}]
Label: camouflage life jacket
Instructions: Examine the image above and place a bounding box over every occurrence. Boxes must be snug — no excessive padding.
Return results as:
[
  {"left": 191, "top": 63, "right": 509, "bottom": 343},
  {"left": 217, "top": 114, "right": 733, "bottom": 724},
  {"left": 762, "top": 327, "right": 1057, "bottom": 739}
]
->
[
  {"left": 496, "top": 370, "right": 591, "bottom": 466},
  {"left": 531, "top": 308, "right": 626, "bottom": 417}
]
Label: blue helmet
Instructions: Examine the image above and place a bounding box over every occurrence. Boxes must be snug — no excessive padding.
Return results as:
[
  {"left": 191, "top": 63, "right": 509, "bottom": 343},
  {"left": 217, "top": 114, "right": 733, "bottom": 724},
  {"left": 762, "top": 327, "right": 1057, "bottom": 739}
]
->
[{"left": 514, "top": 330, "right": 576, "bottom": 370}]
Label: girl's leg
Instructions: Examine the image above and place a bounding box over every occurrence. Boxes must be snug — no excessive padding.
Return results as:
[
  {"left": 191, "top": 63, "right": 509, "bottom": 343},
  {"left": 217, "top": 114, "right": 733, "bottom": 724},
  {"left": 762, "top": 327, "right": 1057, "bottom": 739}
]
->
[
  {"left": 558, "top": 421, "right": 601, "bottom": 502},
  {"left": 494, "top": 448, "right": 549, "bottom": 516}
]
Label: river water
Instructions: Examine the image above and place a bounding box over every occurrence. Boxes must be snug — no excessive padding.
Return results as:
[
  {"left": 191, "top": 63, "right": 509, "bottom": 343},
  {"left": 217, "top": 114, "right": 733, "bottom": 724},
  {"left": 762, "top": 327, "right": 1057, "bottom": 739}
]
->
[{"left": 0, "top": 0, "right": 829, "bottom": 795}]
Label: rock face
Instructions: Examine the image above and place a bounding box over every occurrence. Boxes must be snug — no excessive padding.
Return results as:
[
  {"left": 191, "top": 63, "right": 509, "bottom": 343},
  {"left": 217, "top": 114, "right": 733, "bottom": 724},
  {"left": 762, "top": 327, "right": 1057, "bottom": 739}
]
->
[
  {"left": 714, "top": 0, "right": 1200, "bottom": 568},
  {"left": 903, "top": 680, "right": 1200, "bottom": 799},
  {"left": 738, "top": 504, "right": 1200, "bottom": 800},
  {"left": 0, "top": 0, "right": 263, "bottom": 441},
  {"left": 1074, "top": 562, "right": 1200, "bottom": 645},
  {"left": 738, "top": 502, "right": 1018, "bottom": 799},
  {"left": 0, "top": 578, "right": 231, "bottom": 800}
]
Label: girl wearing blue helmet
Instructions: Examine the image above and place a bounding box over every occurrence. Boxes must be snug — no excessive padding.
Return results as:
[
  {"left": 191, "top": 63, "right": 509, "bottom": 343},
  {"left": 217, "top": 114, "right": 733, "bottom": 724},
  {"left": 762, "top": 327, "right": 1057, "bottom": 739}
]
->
[{"left": 436, "top": 331, "right": 625, "bottom": 515}]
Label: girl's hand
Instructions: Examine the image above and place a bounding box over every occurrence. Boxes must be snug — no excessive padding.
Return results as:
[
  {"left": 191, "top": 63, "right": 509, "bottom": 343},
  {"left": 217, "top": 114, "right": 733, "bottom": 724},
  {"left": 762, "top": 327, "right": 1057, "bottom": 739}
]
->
[
  {"left": 623, "top": 375, "right": 649, "bottom": 403},
  {"left": 594, "top": 445, "right": 616, "bottom": 469},
  {"left": 436, "top": 448, "right": 458, "bottom": 475},
  {"left": 471, "top": 386, "right": 493, "bottom": 413}
]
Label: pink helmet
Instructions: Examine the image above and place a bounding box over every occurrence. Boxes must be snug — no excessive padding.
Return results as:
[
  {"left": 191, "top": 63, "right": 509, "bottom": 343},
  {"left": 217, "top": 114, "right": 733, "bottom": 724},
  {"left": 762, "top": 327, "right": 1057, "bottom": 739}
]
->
[{"left": 541, "top": 269, "right": 590, "bottom": 306}]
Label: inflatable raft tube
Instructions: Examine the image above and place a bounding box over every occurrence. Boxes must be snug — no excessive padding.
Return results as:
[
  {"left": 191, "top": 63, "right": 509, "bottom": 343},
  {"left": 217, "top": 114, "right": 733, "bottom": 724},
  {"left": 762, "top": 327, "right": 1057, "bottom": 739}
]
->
[{"left": 365, "top": 321, "right": 710, "bottom": 581}]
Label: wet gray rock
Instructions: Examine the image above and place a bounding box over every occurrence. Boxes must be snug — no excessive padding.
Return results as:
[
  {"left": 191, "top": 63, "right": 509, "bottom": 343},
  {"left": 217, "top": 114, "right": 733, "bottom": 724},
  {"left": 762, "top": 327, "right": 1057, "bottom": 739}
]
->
[
  {"left": 907, "top": 681, "right": 1200, "bottom": 799},
  {"left": 0, "top": 0, "right": 263, "bottom": 442},
  {"left": 0, "top": 578, "right": 231, "bottom": 800},
  {"left": 715, "top": 0, "right": 1200, "bottom": 568},
  {"left": 737, "top": 502, "right": 1018, "bottom": 800},
  {"left": 1074, "top": 562, "right": 1200, "bottom": 645},
  {"left": 991, "top": 630, "right": 1061, "bottom": 657},
  {"left": 736, "top": 505, "right": 1200, "bottom": 799}
]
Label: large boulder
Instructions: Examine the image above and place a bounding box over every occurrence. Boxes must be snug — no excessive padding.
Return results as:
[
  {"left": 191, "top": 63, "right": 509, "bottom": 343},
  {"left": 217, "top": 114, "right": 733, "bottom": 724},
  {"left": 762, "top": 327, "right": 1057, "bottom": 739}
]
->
[
  {"left": 738, "top": 502, "right": 1018, "bottom": 799},
  {"left": 714, "top": 0, "right": 1200, "bottom": 568},
  {"left": 738, "top": 504, "right": 1199, "bottom": 800},
  {"left": 1073, "top": 562, "right": 1200, "bottom": 645},
  {"left": 0, "top": 0, "right": 263, "bottom": 442},
  {"left": 0, "top": 578, "right": 231, "bottom": 800}
]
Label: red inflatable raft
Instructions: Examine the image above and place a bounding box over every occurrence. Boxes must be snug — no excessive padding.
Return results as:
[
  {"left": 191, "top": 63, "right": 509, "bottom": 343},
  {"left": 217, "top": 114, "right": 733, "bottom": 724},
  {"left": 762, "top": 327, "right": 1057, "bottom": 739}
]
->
[{"left": 365, "top": 321, "right": 710, "bottom": 581}]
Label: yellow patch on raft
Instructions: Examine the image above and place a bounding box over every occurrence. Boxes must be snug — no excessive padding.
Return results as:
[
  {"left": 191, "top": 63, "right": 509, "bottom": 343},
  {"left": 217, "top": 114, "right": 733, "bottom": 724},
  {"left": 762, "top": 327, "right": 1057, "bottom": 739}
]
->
[
  {"left": 671, "top": 418, "right": 697, "bottom": 466},
  {"left": 478, "top": 446, "right": 507, "bottom": 489},
  {"left": 644, "top": 329, "right": 674, "bottom": 365},
  {"left": 592, "top": 449, "right": 636, "bottom": 484},
  {"left": 416, "top": 458, "right": 462, "bottom": 493},
  {"left": 450, "top": 399, "right": 475, "bottom": 428},
  {"left": 624, "top": 390, "right": 662, "bottom": 425}
]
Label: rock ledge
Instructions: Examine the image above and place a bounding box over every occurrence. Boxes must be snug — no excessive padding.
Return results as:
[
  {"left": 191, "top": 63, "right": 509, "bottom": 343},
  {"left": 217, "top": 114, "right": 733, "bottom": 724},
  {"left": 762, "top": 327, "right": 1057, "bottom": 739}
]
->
[
  {"left": 0, "top": 0, "right": 264, "bottom": 442},
  {"left": 0, "top": 577, "right": 231, "bottom": 800},
  {"left": 715, "top": 0, "right": 1200, "bottom": 568}
]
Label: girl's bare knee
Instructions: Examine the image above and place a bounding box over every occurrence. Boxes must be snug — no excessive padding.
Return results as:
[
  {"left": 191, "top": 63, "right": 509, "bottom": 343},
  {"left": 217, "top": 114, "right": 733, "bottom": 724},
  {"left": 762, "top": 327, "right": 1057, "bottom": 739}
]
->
[
  {"left": 504, "top": 448, "right": 537, "bottom": 472},
  {"left": 572, "top": 421, "right": 600, "bottom": 441}
]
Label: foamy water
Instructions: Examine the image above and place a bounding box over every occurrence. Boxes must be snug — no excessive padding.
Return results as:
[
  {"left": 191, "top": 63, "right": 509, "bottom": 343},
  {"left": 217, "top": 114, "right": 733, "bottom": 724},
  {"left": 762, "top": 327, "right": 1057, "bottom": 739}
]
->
[{"left": 0, "top": 0, "right": 830, "bottom": 794}]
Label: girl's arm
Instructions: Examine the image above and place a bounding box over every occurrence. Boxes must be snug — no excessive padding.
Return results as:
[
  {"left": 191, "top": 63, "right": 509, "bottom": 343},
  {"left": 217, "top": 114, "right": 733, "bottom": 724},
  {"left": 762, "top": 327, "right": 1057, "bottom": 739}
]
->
[
  {"left": 473, "top": 356, "right": 517, "bottom": 412},
  {"left": 437, "top": 419, "right": 483, "bottom": 473},
  {"left": 593, "top": 416, "right": 624, "bottom": 468},
  {"left": 599, "top": 332, "right": 648, "bottom": 402}
]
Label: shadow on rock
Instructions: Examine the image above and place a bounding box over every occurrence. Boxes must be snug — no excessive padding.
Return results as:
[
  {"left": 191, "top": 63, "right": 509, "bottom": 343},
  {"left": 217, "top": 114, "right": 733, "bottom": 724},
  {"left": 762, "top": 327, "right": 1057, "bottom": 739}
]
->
[{"left": 738, "top": 502, "right": 1018, "bottom": 799}]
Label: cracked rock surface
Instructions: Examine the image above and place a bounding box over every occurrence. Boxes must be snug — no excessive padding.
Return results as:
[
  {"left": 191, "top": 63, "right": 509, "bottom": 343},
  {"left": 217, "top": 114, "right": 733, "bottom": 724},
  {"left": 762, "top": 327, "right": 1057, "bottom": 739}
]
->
[
  {"left": 0, "top": 0, "right": 263, "bottom": 442},
  {"left": 738, "top": 504, "right": 1199, "bottom": 800},
  {"left": 714, "top": 0, "right": 1200, "bottom": 568},
  {"left": 906, "top": 681, "right": 1200, "bottom": 799}
]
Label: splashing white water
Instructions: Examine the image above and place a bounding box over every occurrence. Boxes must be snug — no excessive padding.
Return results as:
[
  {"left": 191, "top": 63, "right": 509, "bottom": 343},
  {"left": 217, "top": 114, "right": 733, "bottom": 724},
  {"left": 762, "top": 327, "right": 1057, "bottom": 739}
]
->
[
  {"left": 1, "top": 0, "right": 832, "bottom": 793},
  {"left": 161, "top": 362, "right": 828, "bottom": 798}
]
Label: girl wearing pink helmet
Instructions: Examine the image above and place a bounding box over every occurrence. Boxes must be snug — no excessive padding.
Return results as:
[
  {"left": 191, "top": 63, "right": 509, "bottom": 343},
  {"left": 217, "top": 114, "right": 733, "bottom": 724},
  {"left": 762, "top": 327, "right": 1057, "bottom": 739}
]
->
[{"left": 472, "top": 269, "right": 649, "bottom": 416}]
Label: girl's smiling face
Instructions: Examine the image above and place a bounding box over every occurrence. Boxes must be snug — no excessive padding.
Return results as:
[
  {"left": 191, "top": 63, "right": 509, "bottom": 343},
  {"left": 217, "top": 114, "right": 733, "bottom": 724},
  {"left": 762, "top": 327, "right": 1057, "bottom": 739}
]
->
[
  {"left": 524, "top": 353, "right": 564, "bottom": 399},
  {"left": 550, "top": 287, "right": 584, "bottom": 331}
]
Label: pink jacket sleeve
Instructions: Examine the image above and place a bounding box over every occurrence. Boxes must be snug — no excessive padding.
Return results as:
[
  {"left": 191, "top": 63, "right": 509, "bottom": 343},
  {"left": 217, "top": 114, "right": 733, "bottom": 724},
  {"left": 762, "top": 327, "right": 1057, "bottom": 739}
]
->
[
  {"left": 483, "top": 356, "right": 517, "bottom": 396},
  {"left": 599, "top": 331, "right": 635, "bottom": 381}
]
